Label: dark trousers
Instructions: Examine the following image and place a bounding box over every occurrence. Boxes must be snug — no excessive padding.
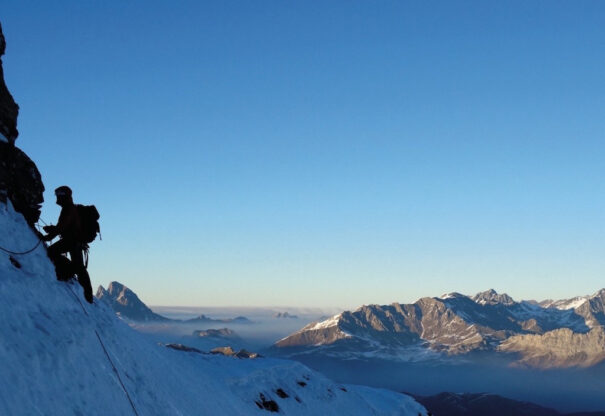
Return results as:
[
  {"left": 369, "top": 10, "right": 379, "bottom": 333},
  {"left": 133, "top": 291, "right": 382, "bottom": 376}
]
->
[{"left": 48, "top": 239, "right": 93, "bottom": 299}]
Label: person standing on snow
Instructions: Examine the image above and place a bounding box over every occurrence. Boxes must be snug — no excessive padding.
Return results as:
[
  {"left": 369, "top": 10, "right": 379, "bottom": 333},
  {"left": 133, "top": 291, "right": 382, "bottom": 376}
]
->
[{"left": 42, "top": 186, "right": 94, "bottom": 303}]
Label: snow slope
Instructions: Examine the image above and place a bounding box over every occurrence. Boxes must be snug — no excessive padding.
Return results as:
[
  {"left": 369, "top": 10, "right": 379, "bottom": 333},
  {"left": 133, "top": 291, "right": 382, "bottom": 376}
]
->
[{"left": 0, "top": 201, "right": 426, "bottom": 416}]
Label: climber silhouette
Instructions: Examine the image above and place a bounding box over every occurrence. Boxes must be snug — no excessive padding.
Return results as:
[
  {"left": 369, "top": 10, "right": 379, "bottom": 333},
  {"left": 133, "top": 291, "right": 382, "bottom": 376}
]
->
[{"left": 42, "top": 186, "right": 94, "bottom": 303}]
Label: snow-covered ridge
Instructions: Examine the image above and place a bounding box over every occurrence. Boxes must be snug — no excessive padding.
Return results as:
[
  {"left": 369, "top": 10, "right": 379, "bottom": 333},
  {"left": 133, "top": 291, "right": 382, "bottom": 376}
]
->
[
  {"left": 440, "top": 292, "right": 465, "bottom": 300},
  {"left": 558, "top": 297, "right": 588, "bottom": 310},
  {"left": 305, "top": 314, "right": 341, "bottom": 331},
  {"left": 441, "top": 289, "right": 602, "bottom": 311},
  {"left": 541, "top": 296, "right": 588, "bottom": 310},
  {"left": 275, "top": 286, "right": 605, "bottom": 368},
  {"left": 0, "top": 201, "right": 426, "bottom": 415}
]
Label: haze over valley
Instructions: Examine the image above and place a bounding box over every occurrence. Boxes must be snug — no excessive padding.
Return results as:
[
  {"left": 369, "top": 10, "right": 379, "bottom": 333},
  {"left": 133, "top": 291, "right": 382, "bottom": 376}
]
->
[{"left": 98, "top": 281, "right": 605, "bottom": 413}]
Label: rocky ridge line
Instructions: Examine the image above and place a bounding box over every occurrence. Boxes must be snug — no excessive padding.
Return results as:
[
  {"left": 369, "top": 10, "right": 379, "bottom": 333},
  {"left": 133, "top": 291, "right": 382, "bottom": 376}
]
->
[{"left": 275, "top": 288, "right": 605, "bottom": 368}]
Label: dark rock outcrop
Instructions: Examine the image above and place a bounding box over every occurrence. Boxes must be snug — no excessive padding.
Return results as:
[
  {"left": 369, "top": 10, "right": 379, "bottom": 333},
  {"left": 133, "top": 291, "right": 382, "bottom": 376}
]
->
[
  {"left": 274, "top": 388, "right": 289, "bottom": 399},
  {"left": 0, "top": 23, "right": 44, "bottom": 225},
  {"left": 0, "top": 143, "right": 44, "bottom": 225},
  {"left": 0, "top": 22, "right": 19, "bottom": 144},
  {"left": 211, "top": 346, "right": 236, "bottom": 356},
  {"left": 210, "top": 346, "right": 260, "bottom": 359},
  {"left": 165, "top": 344, "right": 202, "bottom": 353},
  {"left": 255, "top": 393, "right": 279, "bottom": 412}
]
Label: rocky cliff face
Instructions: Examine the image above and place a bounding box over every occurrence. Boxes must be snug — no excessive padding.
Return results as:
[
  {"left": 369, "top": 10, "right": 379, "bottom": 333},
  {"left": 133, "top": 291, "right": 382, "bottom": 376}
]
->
[
  {"left": 275, "top": 288, "right": 605, "bottom": 368},
  {"left": 0, "top": 22, "right": 44, "bottom": 225},
  {"left": 499, "top": 326, "right": 605, "bottom": 368},
  {"left": 0, "top": 22, "right": 19, "bottom": 144},
  {"left": 277, "top": 296, "right": 514, "bottom": 354},
  {"left": 0, "top": 144, "right": 44, "bottom": 225},
  {"left": 574, "top": 289, "right": 605, "bottom": 328}
]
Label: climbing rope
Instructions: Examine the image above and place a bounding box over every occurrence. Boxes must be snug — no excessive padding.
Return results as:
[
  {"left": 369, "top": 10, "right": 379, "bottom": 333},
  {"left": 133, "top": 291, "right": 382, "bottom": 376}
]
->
[
  {"left": 65, "top": 284, "right": 141, "bottom": 416},
  {"left": 0, "top": 238, "right": 43, "bottom": 255},
  {"left": 0, "top": 218, "right": 49, "bottom": 255},
  {"left": 93, "top": 330, "right": 140, "bottom": 416},
  {"left": 34, "top": 217, "right": 48, "bottom": 234}
]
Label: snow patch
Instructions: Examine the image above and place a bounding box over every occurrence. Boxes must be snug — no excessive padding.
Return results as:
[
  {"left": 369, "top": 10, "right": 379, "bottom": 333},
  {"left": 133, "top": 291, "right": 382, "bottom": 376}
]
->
[
  {"left": 558, "top": 298, "right": 588, "bottom": 310},
  {"left": 306, "top": 314, "right": 341, "bottom": 331}
]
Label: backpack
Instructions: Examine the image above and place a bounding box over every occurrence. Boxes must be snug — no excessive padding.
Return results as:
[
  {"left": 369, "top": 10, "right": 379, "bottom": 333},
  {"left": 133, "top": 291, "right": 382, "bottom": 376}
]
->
[{"left": 76, "top": 204, "right": 100, "bottom": 244}]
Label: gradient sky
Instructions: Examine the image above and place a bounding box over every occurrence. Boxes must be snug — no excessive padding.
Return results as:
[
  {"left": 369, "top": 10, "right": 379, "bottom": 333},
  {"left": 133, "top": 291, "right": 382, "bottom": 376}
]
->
[{"left": 2, "top": 1, "right": 604, "bottom": 308}]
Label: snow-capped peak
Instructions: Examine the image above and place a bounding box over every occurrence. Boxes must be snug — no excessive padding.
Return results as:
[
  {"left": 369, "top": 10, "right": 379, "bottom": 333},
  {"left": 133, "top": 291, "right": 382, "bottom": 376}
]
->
[
  {"left": 472, "top": 289, "right": 515, "bottom": 306},
  {"left": 539, "top": 289, "right": 605, "bottom": 311}
]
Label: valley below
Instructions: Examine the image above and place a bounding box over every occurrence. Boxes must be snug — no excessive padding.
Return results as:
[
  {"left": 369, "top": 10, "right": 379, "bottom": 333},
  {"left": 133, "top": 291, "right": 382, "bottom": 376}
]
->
[
  {"left": 99, "top": 282, "right": 605, "bottom": 414},
  {"left": 278, "top": 349, "right": 605, "bottom": 413}
]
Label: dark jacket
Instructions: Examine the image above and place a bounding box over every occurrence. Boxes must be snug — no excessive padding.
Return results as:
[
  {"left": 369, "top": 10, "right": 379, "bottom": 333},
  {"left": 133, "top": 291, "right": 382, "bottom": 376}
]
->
[{"left": 44, "top": 204, "right": 82, "bottom": 241}]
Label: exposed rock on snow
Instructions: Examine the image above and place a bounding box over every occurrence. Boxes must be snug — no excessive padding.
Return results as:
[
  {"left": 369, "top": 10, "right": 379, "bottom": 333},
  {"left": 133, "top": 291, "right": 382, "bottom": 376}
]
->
[
  {"left": 211, "top": 346, "right": 261, "bottom": 359},
  {"left": 255, "top": 393, "right": 279, "bottom": 412},
  {"left": 165, "top": 343, "right": 203, "bottom": 353}
]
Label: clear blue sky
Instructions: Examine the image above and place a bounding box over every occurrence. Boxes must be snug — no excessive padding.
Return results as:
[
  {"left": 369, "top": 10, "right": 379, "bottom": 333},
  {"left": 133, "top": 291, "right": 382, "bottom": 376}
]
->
[{"left": 2, "top": 1, "right": 604, "bottom": 308}]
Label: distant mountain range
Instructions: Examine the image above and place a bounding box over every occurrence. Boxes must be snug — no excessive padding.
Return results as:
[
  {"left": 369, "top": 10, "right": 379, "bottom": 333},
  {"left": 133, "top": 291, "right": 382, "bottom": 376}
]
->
[
  {"left": 96, "top": 281, "right": 251, "bottom": 324},
  {"left": 275, "top": 289, "right": 605, "bottom": 369},
  {"left": 186, "top": 314, "right": 252, "bottom": 325}
]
